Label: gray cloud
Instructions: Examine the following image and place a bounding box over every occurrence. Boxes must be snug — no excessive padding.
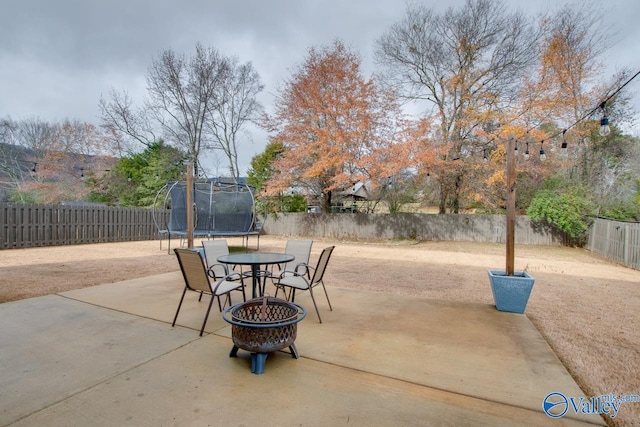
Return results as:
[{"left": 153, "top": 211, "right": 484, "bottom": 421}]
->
[{"left": 1, "top": 0, "right": 638, "bottom": 173}]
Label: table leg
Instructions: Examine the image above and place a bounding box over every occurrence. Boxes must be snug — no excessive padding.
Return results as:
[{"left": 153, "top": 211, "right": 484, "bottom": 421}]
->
[{"left": 251, "top": 264, "right": 258, "bottom": 298}]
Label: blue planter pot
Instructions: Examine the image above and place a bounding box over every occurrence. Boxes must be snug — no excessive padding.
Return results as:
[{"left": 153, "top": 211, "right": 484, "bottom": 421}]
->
[{"left": 487, "top": 270, "right": 535, "bottom": 314}]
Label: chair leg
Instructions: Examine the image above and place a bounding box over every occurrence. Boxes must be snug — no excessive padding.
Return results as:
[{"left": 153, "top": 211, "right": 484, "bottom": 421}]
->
[
  {"left": 308, "top": 287, "right": 322, "bottom": 323},
  {"left": 320, "top": 281, "right": 333, "bottom": 311},
  {"left": 200, "top": 295, "right": 216, "bottom": 336},
  {"left": 172, "top": 287, "right": 188, "bottom": 327}
]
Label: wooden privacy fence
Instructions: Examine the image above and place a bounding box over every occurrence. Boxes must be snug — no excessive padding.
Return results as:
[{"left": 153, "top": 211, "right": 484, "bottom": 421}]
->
[
  {"left": 588, "top": 218, "right": 640, "bottom": 270},
  {"left": 2, "top": 204, "right": 639, "bottom": 271},
  {"left": 0, "top": 203, "right": 165, "bottom": 249}
]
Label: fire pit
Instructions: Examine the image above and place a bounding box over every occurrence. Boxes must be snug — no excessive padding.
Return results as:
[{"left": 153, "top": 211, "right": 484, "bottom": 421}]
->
[{"left": 222, "top": 296, "right": 306, "bottom": 374}]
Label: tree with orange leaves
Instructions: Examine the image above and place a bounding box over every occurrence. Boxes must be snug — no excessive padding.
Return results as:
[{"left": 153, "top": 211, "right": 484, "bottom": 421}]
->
[
  {"left": 263, "top": 40, "right": 406, "bottom": 212},
  {"left": 479, "top": 2, "right": 630, "bottom": 215},
  {"left": 376, "top": 0, "right": 541, "bottom": 213}
]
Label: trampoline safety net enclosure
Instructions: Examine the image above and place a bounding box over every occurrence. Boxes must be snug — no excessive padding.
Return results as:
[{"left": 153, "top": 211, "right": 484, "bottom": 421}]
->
[{"left": 153, "top": 180, "right": 257, "bottom": 251}]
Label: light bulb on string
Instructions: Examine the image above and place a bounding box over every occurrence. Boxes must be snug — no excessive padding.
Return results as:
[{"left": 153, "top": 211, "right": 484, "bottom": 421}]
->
[
  {"left": 599, "top": 101, "right": 611, "bottom": 137},
  {"left": 561, "top": 129, "right": 568, "bottom": 149},
  {"left": 539, "top": 141, "right": 546, "bottom": 162},
  {"left": 599, "top": 116, "right": 610, "bottom": 136},
  {"left": 482, "top": 149, "right": 488, "bottom": 162},
  {"left": 524, "top": 141, "right": 530, "bottom": 160}
]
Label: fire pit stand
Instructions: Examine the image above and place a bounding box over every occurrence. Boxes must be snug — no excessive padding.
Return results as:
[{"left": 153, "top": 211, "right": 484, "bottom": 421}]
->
[{"left": 222, "top": 296, "right": 306, "bottom": 374}]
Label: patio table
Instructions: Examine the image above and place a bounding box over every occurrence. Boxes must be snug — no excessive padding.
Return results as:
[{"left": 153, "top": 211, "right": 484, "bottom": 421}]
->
[{"left": 217, "top": 252, "right": 294, "bottom": 298}]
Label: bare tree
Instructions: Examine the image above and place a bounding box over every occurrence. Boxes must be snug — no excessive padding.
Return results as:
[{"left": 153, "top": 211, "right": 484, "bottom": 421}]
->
[
  {"left": 59, "top": 119, "right": 108, "bottom": 157},
  {"left": 0, "top": 118, "right": 27, "bottom": 199},
  {"left": 99, "top": 89, "right": 158, "bottom": 155},
  {"left": 16, "top": 117, "right": 61, "bottom": 158},
  {"left": 207, "top": 58, "right": 264, "bottom": 181},
  {"left": 145, "top": 43, "right": 231, "bottom": 176},
  {"left": 100, "top": 43, "right": 263, "bottom": 179},
  {"left": 376, "top": 0, "right": 540, "bottom": 213}
]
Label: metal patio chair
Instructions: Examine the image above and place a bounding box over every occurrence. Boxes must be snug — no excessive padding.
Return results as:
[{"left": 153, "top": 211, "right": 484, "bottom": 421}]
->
[
  {"left": 173, "top": 248, "right": 246, "bottom": 336},
  {"left": 274, "top": 246, "right": 334, "bottom": 323},
  {"left": 267, "top": 239, "right": 313, "bottom": 295},
  {"left": 202, "top": 239, "right": 235, "bottom": 279}
]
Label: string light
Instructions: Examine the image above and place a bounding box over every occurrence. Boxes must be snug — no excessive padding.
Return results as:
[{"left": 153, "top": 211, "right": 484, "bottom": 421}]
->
[
  {"left": 16, "top": 159, "right": 111, "bottom": 176},
  {"left": 539, "top": 141, "right": 546, "bottom": 162},
  {"left": 516, "top": 68, "right": 639, "bottom": 152},
  {"left": 599, "top": 101, "right": 611, "bottom": 137},
  {"left": 524, "top": 141, "right": 530, "bottom": 160},
  {"left": 483, "top": 149, "right": 488, "bottom": 162}
]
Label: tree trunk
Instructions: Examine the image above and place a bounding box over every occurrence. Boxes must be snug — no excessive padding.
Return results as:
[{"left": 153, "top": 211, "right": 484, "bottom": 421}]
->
[
  {"left": 323, "top": 190, "right": 333, "bottom": 213},
  {"left": 452, "top": 174, "right": 462, "bottom": 214},
  {"left": 438, "top": 182, "right": 447, "bottom": 214}
]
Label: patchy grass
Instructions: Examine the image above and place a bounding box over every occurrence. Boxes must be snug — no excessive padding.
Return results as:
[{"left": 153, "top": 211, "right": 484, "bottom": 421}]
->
[{"left": 1, "top": 236, "right": 638, "bottom": 426}]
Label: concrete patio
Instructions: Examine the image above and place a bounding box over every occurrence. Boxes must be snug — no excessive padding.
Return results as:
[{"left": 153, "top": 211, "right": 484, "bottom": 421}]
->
[{"left": 1, "top": 271, "right": 605, "bottom": 426}]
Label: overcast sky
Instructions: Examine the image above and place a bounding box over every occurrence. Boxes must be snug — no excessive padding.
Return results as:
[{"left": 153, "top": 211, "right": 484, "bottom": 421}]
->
[{"left": 1, "top": 0, "right": 639, "bottom": 175}]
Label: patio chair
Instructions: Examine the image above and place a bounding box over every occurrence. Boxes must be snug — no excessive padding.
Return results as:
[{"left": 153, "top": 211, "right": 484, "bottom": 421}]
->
[
  {"left": 202, "top": 239, "right": 234, "bottom": 279},
  {"left": 274, "top": 246, "right": 334, "bottom": 323},
  {"left": 267, "top": 239, "right": 313, "bottom": 295},
  {"left": 173, "top": 248, "right": 246, "bottom": 336}
]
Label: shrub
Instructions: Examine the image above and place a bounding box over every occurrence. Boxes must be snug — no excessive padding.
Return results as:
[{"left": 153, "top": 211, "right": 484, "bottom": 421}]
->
[{"left": 527, "top": 187, "right": 596, "bottom": 238}]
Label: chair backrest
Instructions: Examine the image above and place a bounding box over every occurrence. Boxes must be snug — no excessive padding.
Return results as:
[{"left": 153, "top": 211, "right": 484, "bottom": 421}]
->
[
  {"left": 174, "top": 248, "right": 211, "bottom": 293},
  {"left": 201, "top": 240, "right": 230, "bottom": 278},
  {"left": 284, "top": 240, "right": 313, "bottom": 272},
  {"left": 310, "top": 246, "right": 335, "bottom": 285}
]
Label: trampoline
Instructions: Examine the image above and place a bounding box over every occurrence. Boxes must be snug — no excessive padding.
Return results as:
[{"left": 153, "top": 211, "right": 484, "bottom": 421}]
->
[{"left": 153, "top": 180, "right": 261, "bottom": 253}]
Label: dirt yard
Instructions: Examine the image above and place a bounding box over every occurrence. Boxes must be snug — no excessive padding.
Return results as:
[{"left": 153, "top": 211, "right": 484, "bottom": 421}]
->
[{"left": 1, "top": 235, "right": 638, "bottom": 426}]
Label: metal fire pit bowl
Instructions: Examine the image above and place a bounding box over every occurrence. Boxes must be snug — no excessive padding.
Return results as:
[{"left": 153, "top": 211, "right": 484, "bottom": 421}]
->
[{"left": 222, "top": 296, "right": 306, "bottom": 374}]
